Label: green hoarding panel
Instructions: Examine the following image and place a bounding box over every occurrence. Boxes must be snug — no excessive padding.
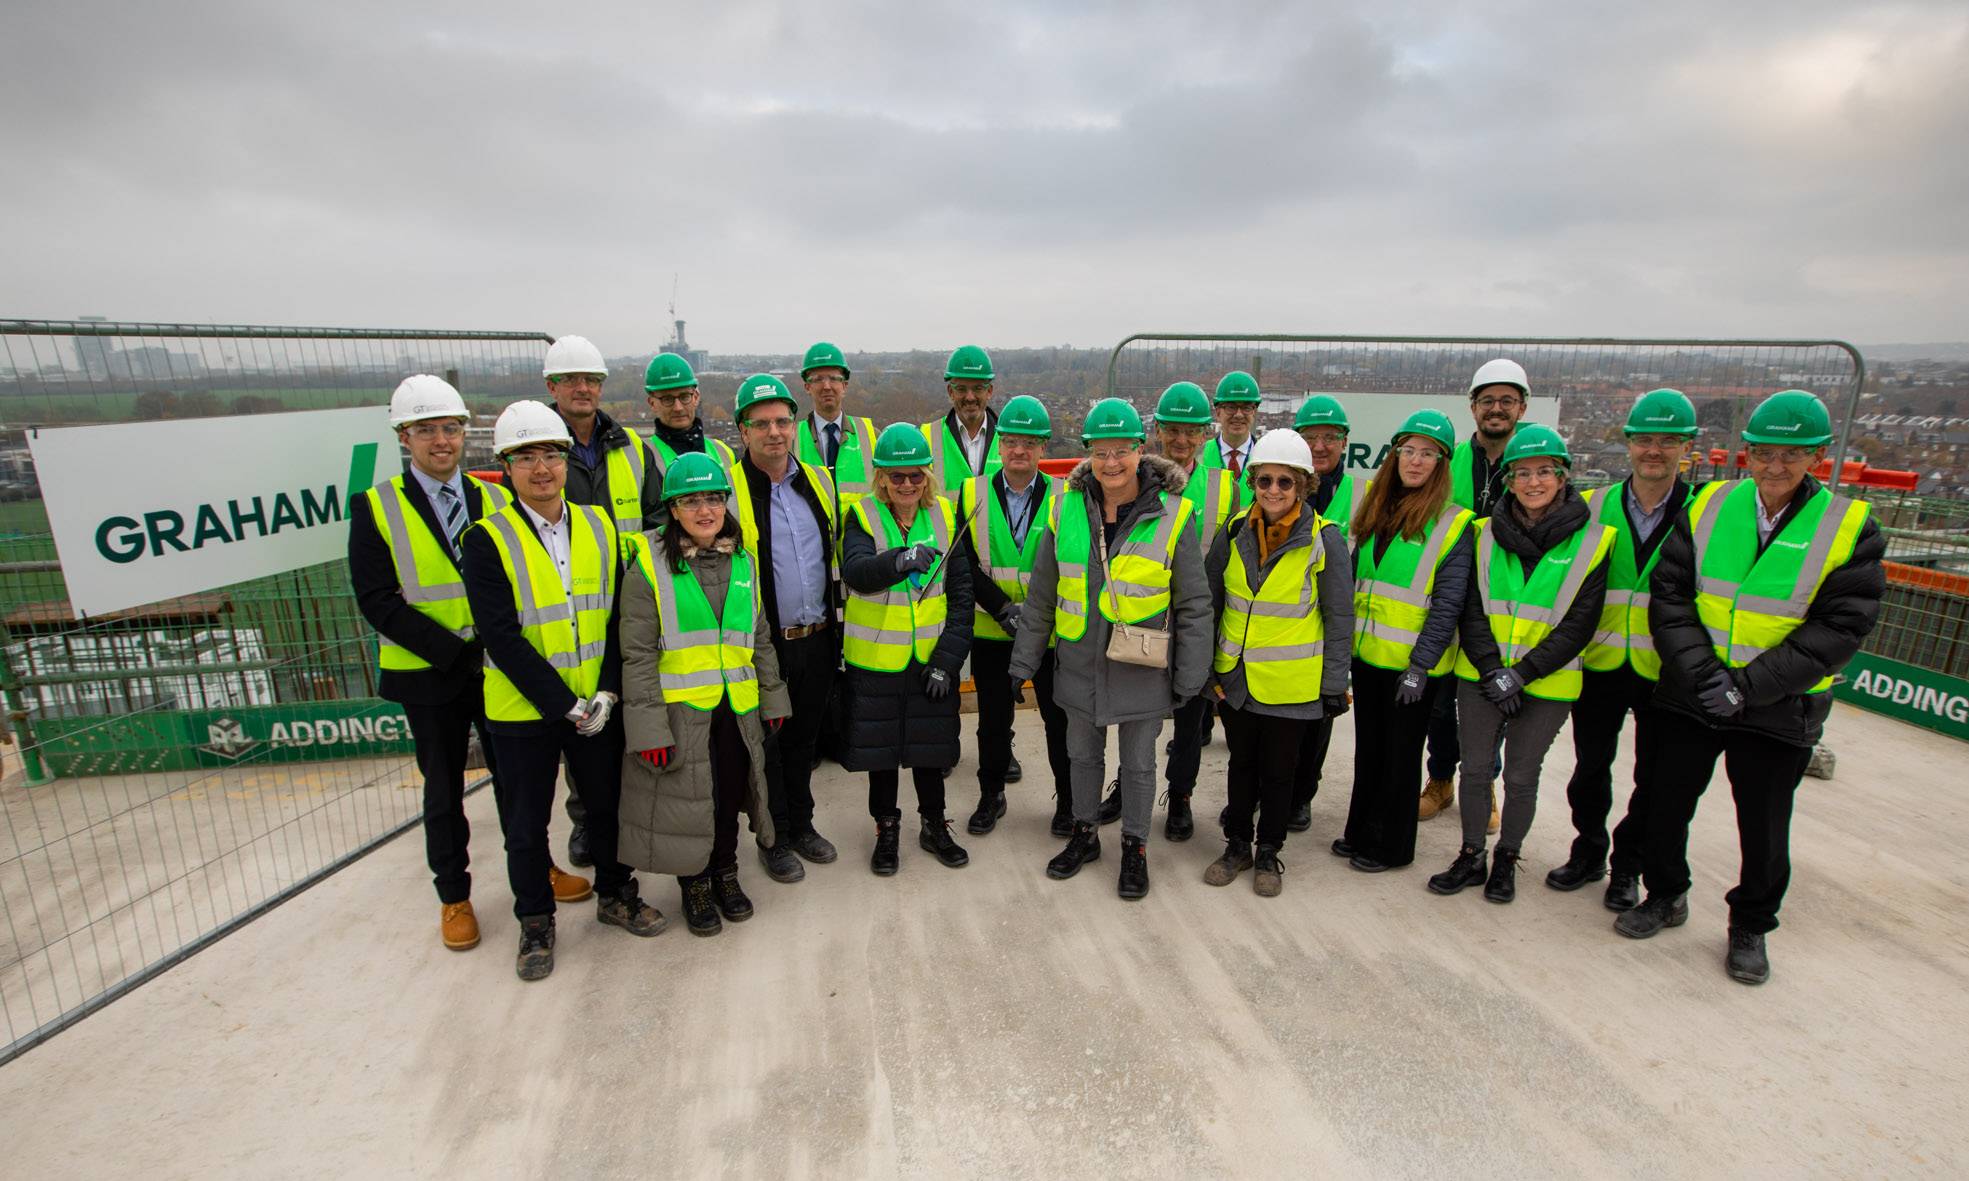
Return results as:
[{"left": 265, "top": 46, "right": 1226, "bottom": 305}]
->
[
  {"left": 33, "top": 699, "right": 418, "bottom": 777},
  {"left": 1834, "top": 652, "right": 1969, "bottom": 743}
]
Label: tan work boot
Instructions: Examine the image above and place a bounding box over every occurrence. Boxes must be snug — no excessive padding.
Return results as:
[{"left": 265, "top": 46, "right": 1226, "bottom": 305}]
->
[
  {"left": 440, "top": 900, "right": 480, "bottom": 951},
  {"left": 1418, "top": 777, "right": 1454, "bottom": 821},
  {"left": 549, "top": 863, "right": 593, "bottom": 903},
  {"left": 1488, "top": 787, "right": 1500, "bottom": 835}
]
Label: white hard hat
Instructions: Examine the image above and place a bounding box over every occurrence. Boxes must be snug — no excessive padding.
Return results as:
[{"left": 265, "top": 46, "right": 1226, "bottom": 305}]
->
[
  {"left": 388, "top": 374, "right": 469, "bottom": 428},
  {"left": 543, "top": 334, "right": 607, "bottom": 379},
  {"left": 1469, "top": 358, "right": 1530, "bottom": 397},
  {"left": 1247, "top": 428, "right": 1316, "bottom": 476},
  {"left": 492, "top": 400, "right": 574, "bottom": 456}
]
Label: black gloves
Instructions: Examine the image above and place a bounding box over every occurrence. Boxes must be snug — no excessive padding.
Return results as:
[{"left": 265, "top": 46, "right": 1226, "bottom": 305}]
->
[
  {"left": 1482, "top": 667, "right": 1525, "bottom": 718},
  {"left": 924, "top": 666, "right": 952, "bottom": 701},
  {"left": 1321, "top": 693, "right": 1350, "bottom": 719},
  {"left": 995, "top": 602, "right": 1022, "bottom": 634},
  {"left": 894, "top": 544, "right": 939, "bottom": 576},
  {"left": 1008, "top": 675, "right": 1027, "bottom": 705},
  {"left": 1395, "top": 667, "right": 1427, "bottom": 706},
  {"left": 1700, "top": 669, "right": 1745, "bottom": 718}
]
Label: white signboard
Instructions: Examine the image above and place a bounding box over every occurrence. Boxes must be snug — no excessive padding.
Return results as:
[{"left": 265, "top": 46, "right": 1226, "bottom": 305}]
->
[
  {"left": 28, "top": 406, "right": 400, "bottom": 618},
  {"left": 1274, "top": 392, "right": 1561, "bottom": 476}
]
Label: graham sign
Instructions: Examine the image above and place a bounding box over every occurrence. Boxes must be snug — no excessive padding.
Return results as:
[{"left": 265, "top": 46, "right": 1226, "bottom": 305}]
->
[{"left": 28, "top": 406, "right": 398, "bottom": 618}]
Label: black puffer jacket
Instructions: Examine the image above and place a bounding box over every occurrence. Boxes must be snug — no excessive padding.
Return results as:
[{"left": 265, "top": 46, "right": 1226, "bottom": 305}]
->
[
  {"left": 1456, "top": 487, "right": 1608, "bottom": 682},
  {"left": 1650, "top": 476, "right": 1885, "bottom": 748}
]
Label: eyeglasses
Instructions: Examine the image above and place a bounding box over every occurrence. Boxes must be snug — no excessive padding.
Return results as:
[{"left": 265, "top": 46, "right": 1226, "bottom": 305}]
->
[
  {"left": 1157, "top": 424, "right": 1206, "bottom": 439},
  {"left": 1252, "top": 474, "right": 1298, "bottom": 491},
  {"left": 1474, "top": 396, "right": 1522, "bottom": 411},
  {"left": 1748, "top": 445, "right": 1815, "bottom": 465},
  {"left": 506, "top": 450, "right": 568, "bottom": 469},
  {"left": 671, "top": 492, "right": 726, "bottom": 510},
  {"left": 744, "top": 416, "right": 796, "bottom": 433},
  {"left": 405, "top": 422, "right": 464, "bottom": 440},
  {"left": 1302, "top": 431, "right": 1346, "bottom": 447},
  {"left": 552, "top": 375, "right": 604, "bottom": 390},
  {"left": 1216, "top": 405, "right": 1255, "bottom": 416},
  {"left": 947, "top": 382, "right": 991, "bottom": 397},
  {"left": 649, "top": 391, "right": 697, "bottom": 407},
  {"left": 804, "top": 373, "right": 847, "bottom": 386},
  {"left": 1396, "top": 445, "right": 1441, "bottom": 462},
  {"left": 1089, "top": 446, "right": 1138, "bottom": 464},
  {"left": 1508, "top": 465, "right": 1563, "bottom": 483},
  {"left": 883, "top": 470, "right": 927, "bottom": 485},
  {"left": 1629, "top": 435, "right": 1691, "bottom": 452}
]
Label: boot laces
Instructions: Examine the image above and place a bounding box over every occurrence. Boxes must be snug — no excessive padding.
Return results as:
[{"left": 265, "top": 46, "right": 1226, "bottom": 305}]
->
[{"left": 688, "top": 878, "right": 715, "bottom": 909}]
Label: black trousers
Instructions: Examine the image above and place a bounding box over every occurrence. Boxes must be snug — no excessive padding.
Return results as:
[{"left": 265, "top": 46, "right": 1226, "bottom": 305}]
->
[
  {"left": 492, "top": 717, "right": 633, "bottom": 919},
  {"left": 403, "top": 690, "right": 505, "bottom": 905},
  {"left": 763, "top": 629, "right": 837, "bottom": 842},
  {"left": 972, "top": 638, "right": 1071, "bottom": 797},
  {"left": 869, "top": 767, "right": 947, "bottom": 821},
  {"left": 1221, "top": 704, "right": 1306, "bottom": 847},
  {"left": 1641, "top": 709, "right": 1813, "bottom": 935},
  {"left": 1290, "top": 716, "right": 1335, "bottom": 812},
  {"left": 701, "top": 703, "right": 749, "bottom": 876},
  {"left": 1562, "top": 665, "right": 1660, "bottom": 875},
  {"left": 1341, "top": 661, "right": 1445, "bottom": 868},
  {"left": 1166, "top": 692, "right": 1210, "bottom": 799}
]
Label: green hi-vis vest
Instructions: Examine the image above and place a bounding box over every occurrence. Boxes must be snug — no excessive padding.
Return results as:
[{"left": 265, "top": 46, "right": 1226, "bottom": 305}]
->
[
  {"left": 1449, "top": 441, "right": 1477, "bottom": 512},
  {"left": 961, "top": 473, "right": 1054, "bottom": 642},
  {"left": 797, "top": 415, "right": 878, "bottom": 512},
  {"left": 842, "top": 496, "right": 956, "bottom": 672},
  {"left": 729, "top": 460, "right": 839, "bottom": 554},
  {"left": 1453, "top": 517, "right": 1616, "bottom": 702},
  {"left": 1579, "top": 481, "right": 1683, "bottom": 681},
  {"left": 1198, "top": 437, "right": 1256, "bottom": 510},
  {"left": 1322, "top": 471, "right": 1367, "bottom": 540},
  {"left": 1213, "top": 522, "right": 1327, "bottom": 705},
  {"left": 920, "top": 417, "right": 1001, "bottom": 494},
  {"left": 475, "top": 501, "right": 620, "bottom": 722},
  {"left": 1352, "top": 504, "right": 1475, "bottom": 675},
  {"left": 1048, "top": 488, "right": 1195, "bottom": 642},
  {"left": 1179, "top": 464, "right": 1239, "bottom": 547},
  {"left": 626, "top": 534, "right": 761, "bottom": 714},
  {"left": 1687, "top": 480, "right": 1869, "bottom": 694},
  {"left": 364, "top": 474, "right": 513, "bottom": 671}
]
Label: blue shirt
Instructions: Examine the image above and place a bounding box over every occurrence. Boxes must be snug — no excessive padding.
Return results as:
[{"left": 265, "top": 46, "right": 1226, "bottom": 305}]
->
[
  {"left": 767, "top": 464, "right": 828, "bottom": 628},
  {"left": 1002, "top": 472, "right": 1043, "bottom": 547},
  {"left": 407, "top": 464, "right": 468, "bottom": 547}
]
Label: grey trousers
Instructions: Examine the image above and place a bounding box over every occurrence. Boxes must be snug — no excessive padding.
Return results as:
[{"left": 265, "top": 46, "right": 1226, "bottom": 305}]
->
[
  {"left": 1066, "top": 714, "right": 1164, "bottom": 841},
  {"left": 1455, "top": 681, "right": 1571, "bottom": 853}
]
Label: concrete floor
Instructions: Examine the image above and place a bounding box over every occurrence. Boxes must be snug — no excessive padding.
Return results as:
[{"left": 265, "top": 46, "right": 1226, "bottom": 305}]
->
[{"left": 0, "top": 700, "right": 1963, "bottom": 1178}]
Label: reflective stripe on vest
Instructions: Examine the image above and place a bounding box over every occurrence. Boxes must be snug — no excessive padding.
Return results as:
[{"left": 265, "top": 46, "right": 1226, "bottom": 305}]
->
[
  {"left": 1323, "top": 472, "right": 1365, "bottom": 541},
  {"left": 797, "top": 415, "right": 878, "bottom": 512},
  {"left": 365, "top": 475, "right": 512, "bottom": 671},
  {"left": 477, "top": 502, "right": 619, "bottom": 721},
  {"left": 921, "top": 419, "right": 1001, "bottom": 494},
  {"left": 842, "top": 496, "right": 955, "bottom": 672},
  {"left": 1452, "top": 518, "right": 1615, "bottom": 702},
  {"left": 594, "top": 426, "right": 649, "bottom": 534},
  {"left": 649, "top": 435, "right": 737, "bottom": 526},
  {"left": 730, "top": 459, "right": 839, "bottom": 556},
  {"left": 1213, "top": 524, "right": 1326, "bottom": 704},
  {"left": 628, "top": 534, "right": 761, "bottom": 713},
  {"left": 1180, "top": 464, "right": 1237, "bottom": 546},
  {"left": 1048, "top": 487, "right": 1194, "bottom": 642},
  {"left": 1688, "top": 480, "right": 1868, "bottom": 693},
  {"left": 1351, "top": 504, "right": 1474, "bottom": 674},
  {"left": 963, "top": 473, "right": 1053, "bottom": 642},
  {"left": 1198, "top": 438, "right": 1256, "bottom": 509},
  {"left": 1579, "top": 481, "right": 1677, "bottom": 681}
]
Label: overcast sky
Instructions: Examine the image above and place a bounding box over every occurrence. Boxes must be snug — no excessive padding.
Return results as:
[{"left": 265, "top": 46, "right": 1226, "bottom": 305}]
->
[{"left": 5, "top": 0, "right": 1964, "bottom": 357}]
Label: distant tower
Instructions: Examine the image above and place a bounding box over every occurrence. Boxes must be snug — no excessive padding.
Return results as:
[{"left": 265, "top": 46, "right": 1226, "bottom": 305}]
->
[
  {"left": 70, "top": 314, "right": 115, "bottom": 379},
  {"left": 658, "top": 275, "right": 707, "bottom": 370}
]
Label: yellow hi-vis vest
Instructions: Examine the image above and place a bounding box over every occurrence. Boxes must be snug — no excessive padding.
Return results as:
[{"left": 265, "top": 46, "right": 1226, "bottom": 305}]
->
[
  {"left": 1178, "top": 464, "right": 1238, "bottom": 547},
  {"left": 1579, "top": 481, "right": 1683, "bottom": 681},
  {"left": 798, "top": 415, "right": 878, "bottom": 513},
  {"left": 1322, "top": 471, "right": 1367, "bottom": 541},
  {"left": 1048, "top": 488, "right": 1195, "bottom": 642},
  {"left": 728, "top": 459, "right": 839, "bottom": 555},
  {"left": 920, "top": 417, "right": 1001, "bottom": 494},
  {"left": 581, "top": 425, "right": 658, "bottom": 534},
  {"left": 475, "top": 501, "right": 620, "bottom": 722},
  {"left": 961, "top": 473, "right": 1053, "bottom": 642},
  {"left": 1198, "top": 437, "right": 1257, "bottom": 510},
  {"left": 364, "top": 474, "right": 512, "bottom": 671},
  {"left": 1453, "top": 517, "right": 1616, "bottom": 702},
  {"left": 1352, "top": 504, "right": 1475, "bottom": 675},
  {"left": 626, "top": 534, "right": 761, "bottom": 713},
  {"left": 842, "top": 496, "right": 956, "bottom": 672},
  {"left": 1687, "top": 479, "right": 1870, "bottom": 694},
  {"left": 1213, "top": 518, "right": 1327, "bottom": 704}
]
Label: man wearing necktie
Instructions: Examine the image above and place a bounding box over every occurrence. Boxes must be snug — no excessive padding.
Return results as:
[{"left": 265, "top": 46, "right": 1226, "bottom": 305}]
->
[
  {"left": 1202, "top": 370, "right": 1260, "bottom": 511},
  {"left": 795, "top": 341, "right": 879, "bottom": 517}
]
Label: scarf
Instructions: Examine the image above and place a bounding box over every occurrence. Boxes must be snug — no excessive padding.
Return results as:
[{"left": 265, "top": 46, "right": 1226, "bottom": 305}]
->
[
  {"left": 1250, "top": 502, "right": 1301, "bottom": 564},
  {"left": 654, "top": 417, "right": 706, "bottom": 456}
]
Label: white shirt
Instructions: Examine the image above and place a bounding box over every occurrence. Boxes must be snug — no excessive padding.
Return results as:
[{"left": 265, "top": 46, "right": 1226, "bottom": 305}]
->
[
  {"left": 958, "top": 418, "right": 990, "bottom": 475},
  {"left": 1220, "top": 437, "right": 1250, "bottom": 472},
  {"left": 1755, "top": 491, "right": 1783, "bottom": 544},
  {"left": 521, "top": 499, "right": 574, "bottom": 593}
]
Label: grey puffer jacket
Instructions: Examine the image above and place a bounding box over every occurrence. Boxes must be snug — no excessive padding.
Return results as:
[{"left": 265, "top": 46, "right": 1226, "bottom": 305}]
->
[
  {"left": 1008, "top": 454, "right": 1212, "bottom": 725},
  {"left": 1205, "top": 509, "right": 1354, "bottom": 719},
  {"left": 616, "top": 537, "right": 790, "bottom": 876}
]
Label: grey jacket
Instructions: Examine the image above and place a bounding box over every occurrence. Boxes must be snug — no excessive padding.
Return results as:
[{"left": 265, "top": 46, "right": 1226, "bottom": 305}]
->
[
  {"left": 1206, "top": 510, "right": 1354, "bottom": 719},
  {"left": 616, "top": 538, "right": 791, "bottom": 876},
  {"left": 1008, "top": 454, "right": 1212, "bottom": 725}
]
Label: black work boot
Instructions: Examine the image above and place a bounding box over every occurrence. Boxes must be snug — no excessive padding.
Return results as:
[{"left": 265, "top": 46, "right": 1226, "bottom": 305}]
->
[
  {"left": 515, "top": 914, "right": 555, "bottom": 981},
  {"left": 919, "top": 816, "right": 971, "bottom": 868},
  {"left": 1726, "top": 927, "right": 1770, "bottom": 985},
  {"left": 1117, "top": 835, "right": 1150, "bottom": 900},
  {"left": 1047, "top": 821, "right": 1101, "bottom": 880},
  {"left": 1164, "top": 790, "right": 1195, "bottom": 842},
  {"left": 1252, "top": 844, "right": 1283, "bottom": 897},
  {"left": 1428, "top": 844, "right": 1489, "bottom": 895},
  {"left": 1614, "top": 893, "right": 1690, "bottom": 939},
  {"left": 1202, "top": 838, "right": 1253, "bottom": 886},
  {"left": 1483, "top": 848, "right": 1520, "bottom": 903},
  {"left": 680, "top": 876, "right": 722, "bottom": 937},
  {"left": 1286, "top": 801, "right": 1313, "bottom": 833},
  {"left": 567, "top": 824, "right": 593, "bottom": 869},
  {"left": 1603, "top": 873, "right": 1640, "bottom": 912},
  {"left": 870, "top": 817, "right": 901, "bottom": 876},
  {"left": 1097, "top": 779, "right": 1123, "bottom": 825},
  {"left": 759, "top": 841, "right": 806, "bottom": 884},
  {"left": 1545, "top": 857, "right": 1607, "bottom": 892},
  {"left": 967, "top": 791, "right": 1007, "bottom": 836},
  {"left": 711, "top": 866, "right": 754, "bottom": 922},
  {"left": 1049, "top": 791, "right": 1074, "bottom": 838},
  {"left": 1004, "top": 753, "right": 1023, "bottom": 784}
]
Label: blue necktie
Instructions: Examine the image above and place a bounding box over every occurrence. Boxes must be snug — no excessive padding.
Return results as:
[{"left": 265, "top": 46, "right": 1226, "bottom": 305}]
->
[{"left": 438, "top": 484, "right": 465, "bottom": 558}]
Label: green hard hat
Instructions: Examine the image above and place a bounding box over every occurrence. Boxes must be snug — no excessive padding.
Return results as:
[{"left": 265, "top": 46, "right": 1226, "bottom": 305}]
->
[
  {"left": 800, "top": 341, "right": 850, "bottom": 380},
  {"left": 661, "top": 450, "right": 733, "bottom": 501},
  {"left": 1742, "top": 389, "right": 1832, "bottom": 446},
  {"left": 945, "top": 345, "right": 995, "bottom": 382},
  {"left": 1392, "top": 409, "right": 1456, "bottom": 455},
  {"left": 873, "top": 422, "right": 934, "bottom": 468},
  {"left": 1624, "top": 388, "right": 1698, "bottom": 437},
  {"left": 644, "top": 353, "right": 698, "bottom": 393},
  {"left": 1294, "top": 394, "right": 1350, "bottom": 432},
  {"left": 1213, "top": 370, "right": 1262, "bottom": 404},
  {"left": 1501, "top": 422, "right": 1571, "bottom": 468},
  {"left": 1081, "top": 398, "right": 1146, "bottom": 443},
  {"left": 1154, "top": 382, "right": 1213, "bottom": 425},
  {"left": 735, "top": 373, "right": 797, "bottom": 419},
  {"left": 997, "top": 394, "right": 1052, "bottom": 437}
]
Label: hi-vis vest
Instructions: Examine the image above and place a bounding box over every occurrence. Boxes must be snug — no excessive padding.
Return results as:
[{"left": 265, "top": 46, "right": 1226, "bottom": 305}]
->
[
  {"left": 1178, "top": 464, "right": 1238, "bottom": 546},
  {"left": 590, "top": 425, "right": 657, "bottom": 534},
  {"left": 797, "top": 415, "right": 878, "bottom": 511},
  {"left": 843, "top": 497, "right": 956, "bottom": 671},
  {"left": 1449, "top": 441, "right": 1477, "bottom": 512},
  {"left": 1579, "top": 481, "right": 1686, "bottom": 681},
  {"left": 1321, "top": 471, "right": 1367, "bottom": 540},
  {"left": 962, "top": 473, "right": 1053, "bottom": 642},
  {"left": 921, "top": 417, "right": 1001, "bottom": 493},
  {"left": 1048, "top": 488, "right": 1195, "bottom": 642},
  {"left": 1453, "top": 517, "right": 1616, "bottom": 702},
  {"left": 1198, "top": 437, "right": 1256, "bottom": 509},
  {"left": 648, "top": 433, "right": 737, "bottom": 517},
  {"left": 475, "top": 502, "right": 620, "bottom": 722},
  {"left": 626, "top": 534, "right": 761, "bottom": 713},
  {"left": 1352, "top": 504, "right": 1475, "bottom": 675},
  {"left": 1688, "top": 479, "right": 1869, "bottom": 694},
  {"left": 364, "top": 474, "right": 512, "bottom": 671},
  {"left": 1214, "top": 518, "right": 1326, "bottom": 704},
  {"left": 728, "top": 460, "right": 839, "bottom": 555}
]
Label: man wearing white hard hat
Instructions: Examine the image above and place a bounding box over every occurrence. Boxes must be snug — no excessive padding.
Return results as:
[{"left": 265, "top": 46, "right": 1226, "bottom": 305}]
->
[{"left": 348, "top": 377, "right": 591, "bottom": 954}]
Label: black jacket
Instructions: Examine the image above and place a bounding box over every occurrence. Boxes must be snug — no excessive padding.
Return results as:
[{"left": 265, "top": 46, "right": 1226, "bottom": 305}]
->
[
  {"left": 460, "top": 501, "right": 624, "bottom": 735},
  {"left": 1650, "top": 476, "right": 1886, "bottom": 747},
  {"left": 1457, "top": 486, "right": 1608, "bottom": 682},
  {"left": 736, "top": 453, "right": 840, "bottom": 637},
  {"left": 957, "top": 470, "right": 1054, "bottom": 620},
  {"left": 558, "top": 407, "right": 664, "bottom": 528},
  {"left": 347, "top": 467, "right": 494, "bottom": 706}
]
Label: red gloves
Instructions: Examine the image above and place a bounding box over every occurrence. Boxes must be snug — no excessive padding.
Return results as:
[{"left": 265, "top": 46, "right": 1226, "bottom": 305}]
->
[
  {"left": 637, "top": 747, "right": 674, "bottom": 769},
  {"left": 765, "top": 715, "right": 785, "bottom": 733}
]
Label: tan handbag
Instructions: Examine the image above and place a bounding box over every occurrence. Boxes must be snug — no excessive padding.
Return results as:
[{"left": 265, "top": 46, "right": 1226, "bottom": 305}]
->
[{"left": 1096, "top": 515, "right": 1171, "bottom": 669}]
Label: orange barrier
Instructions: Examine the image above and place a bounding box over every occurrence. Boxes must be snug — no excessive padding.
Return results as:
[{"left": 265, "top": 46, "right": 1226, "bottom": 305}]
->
[
  {"left": 1884, "top": 561, "right": 1969, "bottom": 595},
  {"left": 1038, "top": 458, "right": 1078, "bottom": 477},
  {"left": 1705, "top": 450, "right": 1917, "bottom": 490}
]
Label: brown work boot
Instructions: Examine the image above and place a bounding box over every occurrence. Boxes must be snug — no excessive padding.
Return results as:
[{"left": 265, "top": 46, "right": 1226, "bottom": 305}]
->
[
  {"left": 549, "top": 863, "right": 593, "bottom": 903},
  {"left": 1487, "top": 787, "right": 1500, "bottom": 835},
  {"left": 440, "top": 900, "right": 479, "bottom": 951},
  {"left": 1418, "top": 777, "right": 1454, "bottom": 821}
]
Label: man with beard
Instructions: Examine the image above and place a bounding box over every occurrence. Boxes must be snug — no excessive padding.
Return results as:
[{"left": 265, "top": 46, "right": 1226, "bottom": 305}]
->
[{"left": 922, "top": 345, "right": 1002, "bottom": 495}]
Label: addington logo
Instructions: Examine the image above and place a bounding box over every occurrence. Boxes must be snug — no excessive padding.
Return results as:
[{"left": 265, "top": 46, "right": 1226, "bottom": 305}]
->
[
  {"left": 1850, "top": 667, "right": 1969, "bottom": 723},
  {"left": 94, "top": 443, "right": 379, "bottom": 565}
]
